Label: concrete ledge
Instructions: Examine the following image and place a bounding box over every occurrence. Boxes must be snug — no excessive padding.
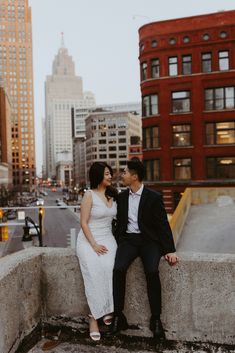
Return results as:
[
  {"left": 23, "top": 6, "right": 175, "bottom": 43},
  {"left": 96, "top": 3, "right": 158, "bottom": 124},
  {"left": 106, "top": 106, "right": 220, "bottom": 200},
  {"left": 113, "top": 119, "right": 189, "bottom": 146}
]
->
[
  {"left": 0, "top": 249, "right": 42, "bottom": 353},
  {"left": 0, "top": 249, "right": 235, "bottom": 353}
]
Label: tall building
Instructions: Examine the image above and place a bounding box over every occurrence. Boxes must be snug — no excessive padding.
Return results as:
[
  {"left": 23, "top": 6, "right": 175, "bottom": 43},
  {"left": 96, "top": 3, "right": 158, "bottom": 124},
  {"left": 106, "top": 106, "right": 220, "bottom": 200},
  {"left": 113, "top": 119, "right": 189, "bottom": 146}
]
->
[
  {"left": 0, "top": 85, "right": 12, "bottom": 188},
  {"left": 97, "top": 102, "right": 141, "bottom": 115},
  {"left": 45, "top": 36, "right": 96, "bottom": 179},
  {"left": 0, "top": 0, "right": 36, "bottom": 189},
  {"left": 85, "top": 110, "right": 142, "bottom": 184},
  {"left": 139, "top": 10, "right": 235, "bottom": 213}
]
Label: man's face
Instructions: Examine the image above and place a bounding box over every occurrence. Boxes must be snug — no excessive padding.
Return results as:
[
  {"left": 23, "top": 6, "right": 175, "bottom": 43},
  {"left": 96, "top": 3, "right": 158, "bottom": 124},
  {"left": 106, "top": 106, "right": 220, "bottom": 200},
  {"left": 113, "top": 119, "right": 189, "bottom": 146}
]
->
[{"left": 121, "top": 167, "right": 135, "bottom": 186}]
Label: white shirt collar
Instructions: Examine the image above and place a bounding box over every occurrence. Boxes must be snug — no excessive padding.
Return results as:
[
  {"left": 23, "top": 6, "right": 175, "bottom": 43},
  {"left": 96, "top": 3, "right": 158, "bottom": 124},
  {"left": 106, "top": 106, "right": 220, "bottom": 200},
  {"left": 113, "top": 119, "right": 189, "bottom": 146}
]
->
[{"left": 129, "top": 184, "right": 144, "bottom": 196}]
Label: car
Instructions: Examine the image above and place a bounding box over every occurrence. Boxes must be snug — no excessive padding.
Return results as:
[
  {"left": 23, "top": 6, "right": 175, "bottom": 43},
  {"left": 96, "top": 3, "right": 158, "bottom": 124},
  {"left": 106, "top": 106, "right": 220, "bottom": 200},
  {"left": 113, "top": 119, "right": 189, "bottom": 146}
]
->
[
  {"left": 57, "top": 201, "right": 67, "bottom": 209},
  {"left": 29, "top": 224, "right": 40, "bottom": 236},
  {"left": 36, "top": 198, "right": 44, "bottom": 206},
  {"left": 51, "top": 187, "right": 57, "bottom": 192},
  {"left": 6, "top": 210, "right": 17, "bottom": 220}
]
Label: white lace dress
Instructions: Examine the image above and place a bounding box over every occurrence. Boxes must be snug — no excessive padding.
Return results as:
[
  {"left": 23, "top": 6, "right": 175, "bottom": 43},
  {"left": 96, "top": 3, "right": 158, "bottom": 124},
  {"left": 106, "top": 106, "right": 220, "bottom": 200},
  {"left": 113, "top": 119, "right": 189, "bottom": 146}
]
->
[{"left": 76, "top": 190, "right": 117, "bottom": 319}]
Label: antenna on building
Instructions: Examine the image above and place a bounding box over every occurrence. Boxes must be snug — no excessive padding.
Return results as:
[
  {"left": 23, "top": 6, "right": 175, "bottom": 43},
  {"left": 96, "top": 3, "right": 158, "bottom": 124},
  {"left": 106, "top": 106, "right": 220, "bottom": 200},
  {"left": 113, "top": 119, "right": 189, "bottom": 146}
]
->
[{"left": 61, "top": 32, "right": 65, "bottom": 48}]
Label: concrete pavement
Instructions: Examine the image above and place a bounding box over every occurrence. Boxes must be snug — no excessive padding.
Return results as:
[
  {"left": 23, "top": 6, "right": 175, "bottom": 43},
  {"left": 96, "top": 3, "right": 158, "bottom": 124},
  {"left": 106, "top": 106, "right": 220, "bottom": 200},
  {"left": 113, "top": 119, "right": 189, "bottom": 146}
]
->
[{"left": 177, "top": 202, "right": 235, "bottom": 253}]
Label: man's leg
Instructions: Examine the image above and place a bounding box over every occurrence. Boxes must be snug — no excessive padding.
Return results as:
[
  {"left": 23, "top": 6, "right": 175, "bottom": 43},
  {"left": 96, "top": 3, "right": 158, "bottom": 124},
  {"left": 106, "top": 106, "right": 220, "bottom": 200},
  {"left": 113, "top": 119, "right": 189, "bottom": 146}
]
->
[
  {"left": 111, "top": 235, "right": 140, "bottom": 334},
  {"left": 113, "top": 236, "right": 139, "bottom": 314},
  {"left": 140, "top": 241, "right": 164, "bottom": 338}
]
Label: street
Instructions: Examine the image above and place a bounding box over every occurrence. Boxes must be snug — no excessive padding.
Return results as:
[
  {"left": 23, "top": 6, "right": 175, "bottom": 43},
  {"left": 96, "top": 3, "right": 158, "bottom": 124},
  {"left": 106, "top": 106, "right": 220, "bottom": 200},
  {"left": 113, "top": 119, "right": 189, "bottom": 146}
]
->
[{"left": 1, "top": 189, "right": 81, "bottom": 256}]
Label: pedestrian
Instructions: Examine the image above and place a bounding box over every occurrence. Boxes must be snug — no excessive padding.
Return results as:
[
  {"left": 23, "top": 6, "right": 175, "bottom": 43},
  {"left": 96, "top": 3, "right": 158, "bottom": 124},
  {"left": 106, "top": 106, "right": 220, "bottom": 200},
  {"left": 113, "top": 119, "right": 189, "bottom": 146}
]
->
[
  {"left": 76, "top": 162, "right": 118, "bottom": 341},
  {"left": 110, "top": 158, "right": 179, "bottom": 339}
]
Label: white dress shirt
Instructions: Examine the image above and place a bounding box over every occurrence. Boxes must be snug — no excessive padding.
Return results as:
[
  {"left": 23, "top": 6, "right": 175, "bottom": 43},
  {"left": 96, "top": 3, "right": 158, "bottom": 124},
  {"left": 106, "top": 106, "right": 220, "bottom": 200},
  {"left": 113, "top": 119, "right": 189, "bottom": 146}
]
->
[{"left": 126, "top": 184, "right": 144, "bottom": 234}]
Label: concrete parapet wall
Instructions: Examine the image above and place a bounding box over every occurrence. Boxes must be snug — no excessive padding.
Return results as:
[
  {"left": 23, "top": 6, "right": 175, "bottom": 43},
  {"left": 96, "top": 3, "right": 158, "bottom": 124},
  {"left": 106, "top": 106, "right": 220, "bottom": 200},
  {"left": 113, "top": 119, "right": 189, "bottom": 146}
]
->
[
  {"left": 0, "top": 249, "right": 235, "bottom": 353},
  {"left": 191, "top": 187, "right": 235, "bottom": 205},
  {"left": 0, "top": 249, "right": 42, "bottom": 353},
  {"left": 170, "top": 188, "right": 191, "bottom": 245}
]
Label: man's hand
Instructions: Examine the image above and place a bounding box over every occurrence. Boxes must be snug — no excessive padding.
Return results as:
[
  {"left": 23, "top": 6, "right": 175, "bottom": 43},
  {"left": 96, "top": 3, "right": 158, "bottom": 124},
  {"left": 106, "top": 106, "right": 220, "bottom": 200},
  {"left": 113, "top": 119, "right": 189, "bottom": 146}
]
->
[{"left": 164, "top": 253, "right": 179, "bottom": 266}]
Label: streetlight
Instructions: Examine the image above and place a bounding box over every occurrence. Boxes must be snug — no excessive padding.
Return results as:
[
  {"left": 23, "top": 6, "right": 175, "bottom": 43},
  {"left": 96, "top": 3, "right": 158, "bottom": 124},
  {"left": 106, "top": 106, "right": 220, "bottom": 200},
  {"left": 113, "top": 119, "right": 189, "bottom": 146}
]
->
[{"left": 22, "top": 207, "right": 44, "bottom": 248}]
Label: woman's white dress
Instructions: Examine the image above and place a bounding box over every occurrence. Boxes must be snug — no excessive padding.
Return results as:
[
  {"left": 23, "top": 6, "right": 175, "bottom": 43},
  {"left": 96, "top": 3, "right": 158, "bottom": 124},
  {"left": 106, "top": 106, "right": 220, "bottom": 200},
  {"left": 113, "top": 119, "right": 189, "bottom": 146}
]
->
[{"left": 76, "top": 190, "right": 117, "bottom": 319}]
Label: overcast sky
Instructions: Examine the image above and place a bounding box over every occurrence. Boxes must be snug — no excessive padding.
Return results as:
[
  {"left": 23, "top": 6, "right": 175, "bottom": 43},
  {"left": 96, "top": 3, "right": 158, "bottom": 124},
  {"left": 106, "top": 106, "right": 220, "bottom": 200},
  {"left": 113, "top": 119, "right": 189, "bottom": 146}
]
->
[{"left": 30, "top": 0, "right": 235, "bottom": 173}]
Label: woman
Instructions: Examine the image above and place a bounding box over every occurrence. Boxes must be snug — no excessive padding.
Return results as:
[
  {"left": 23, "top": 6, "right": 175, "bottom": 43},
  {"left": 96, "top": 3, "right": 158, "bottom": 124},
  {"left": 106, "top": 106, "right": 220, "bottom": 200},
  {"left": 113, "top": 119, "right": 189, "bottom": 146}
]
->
[{"left": 76, "top": 162, "right": 117, "bottom": 341}]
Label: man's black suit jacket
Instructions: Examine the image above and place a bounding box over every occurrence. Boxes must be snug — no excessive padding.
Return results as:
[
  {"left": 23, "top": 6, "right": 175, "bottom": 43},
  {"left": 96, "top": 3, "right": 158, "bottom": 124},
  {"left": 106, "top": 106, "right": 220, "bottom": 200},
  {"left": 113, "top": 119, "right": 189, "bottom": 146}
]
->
[{"left": 115, "top": 186, "right": 176, "bottom": 255}]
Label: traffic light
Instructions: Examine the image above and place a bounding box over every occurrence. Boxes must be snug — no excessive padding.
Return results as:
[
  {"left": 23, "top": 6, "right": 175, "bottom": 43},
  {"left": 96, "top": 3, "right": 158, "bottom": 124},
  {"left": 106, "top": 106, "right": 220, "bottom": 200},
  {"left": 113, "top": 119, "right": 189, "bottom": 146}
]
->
[
  {"left": 38, "top": 207, "right": 45, "bottom": 218},
  {"left": 0, "top": 208, "right": 8, "bottom": 241}
]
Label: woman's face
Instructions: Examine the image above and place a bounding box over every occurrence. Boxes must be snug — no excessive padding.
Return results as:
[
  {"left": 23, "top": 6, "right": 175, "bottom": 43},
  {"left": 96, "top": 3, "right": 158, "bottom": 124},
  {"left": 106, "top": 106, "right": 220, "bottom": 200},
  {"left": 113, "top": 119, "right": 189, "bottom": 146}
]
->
[{"left": 102, "top": 167, "right": 112, "bottom": 187}]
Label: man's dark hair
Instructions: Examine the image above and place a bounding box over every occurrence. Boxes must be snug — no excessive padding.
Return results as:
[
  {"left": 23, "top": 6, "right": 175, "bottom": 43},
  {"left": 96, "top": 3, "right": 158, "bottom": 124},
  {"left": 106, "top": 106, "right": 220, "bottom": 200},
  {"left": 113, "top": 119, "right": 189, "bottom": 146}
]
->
[{"left": 127, "top": 158, "right": 145, "bottom": 181}]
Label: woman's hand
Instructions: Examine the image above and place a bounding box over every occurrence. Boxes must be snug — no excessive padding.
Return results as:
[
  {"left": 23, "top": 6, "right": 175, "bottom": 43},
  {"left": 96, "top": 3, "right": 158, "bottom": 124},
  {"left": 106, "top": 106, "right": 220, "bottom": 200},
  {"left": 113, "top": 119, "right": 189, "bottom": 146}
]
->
[{"left": 92, "top": 243, "right": 108, "bottom": 255}]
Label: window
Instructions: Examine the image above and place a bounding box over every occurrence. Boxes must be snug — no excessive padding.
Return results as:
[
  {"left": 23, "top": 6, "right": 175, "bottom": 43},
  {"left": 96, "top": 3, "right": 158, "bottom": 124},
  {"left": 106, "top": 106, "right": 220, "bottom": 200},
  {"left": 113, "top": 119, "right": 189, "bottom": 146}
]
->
[
  {"left": 206, "top": 157, "right": 235, "bottom": 179},
  {"left": 151, "top": 40, "right": 157, "bottom": 48},
  {"left": 169, "top": 38, "right": 176, "bottom": 45},
  {"left": 118, "top": 131, "right": 126, "bottom": 136},
  {"left": 183, "top": 36, "right": 190, "bottom": 43},
  {"left": 220, "top": 31, "right": 227, "bottom": 39},
  {"left": 174, "top": 158, "right": 192, "bottom": 180},
  {"left": 172, "top": 125, "right": 191, "bottom": 146},
  {"left": 151, "top": 59, "right": 160, "bottom": 78},
  {"left": 168, "top": 57, "right": 178, "bottom": 76},
  {"left": 202, "top": 53, "right": 212, "bottom": 73},
  {"left": 172, "top": 91, "right": 190, "bottom": 113},
  {"left": 182, "top": 55, "right": 192, "bottom": 75},
  {"left": 143, "top": 126, "right": 159, "bottom": 149},
  {"left": 142, "top": 94, "right": 158, "bottom": 116},
  {"left": 141, "top": 62, "right": 147, "bottom": 81},
  {"left": 203, "top": 33, "right": 210, "bottom": 41},
  {"left": 205, "top": 87, "right": 235, "bottom": 111},
  {"left": 219, "top": 51, "right": 229, "bottom": 71},
  {"left": 144, "top": 160, "right": 160, "bottom": 181},
  {"left": 205, "top": 122, "right": 235, "bottom": 145}
]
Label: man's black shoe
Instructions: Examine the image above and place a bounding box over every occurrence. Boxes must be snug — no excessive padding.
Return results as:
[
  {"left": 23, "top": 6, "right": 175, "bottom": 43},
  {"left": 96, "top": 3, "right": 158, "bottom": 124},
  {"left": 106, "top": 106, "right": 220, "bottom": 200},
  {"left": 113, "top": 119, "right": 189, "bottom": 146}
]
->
[
  {"left": 108, "top": 313, "right": 128, "bottom": 335},
  {"left": 150, "top": 317, "right": 165, "bottom": 339}
]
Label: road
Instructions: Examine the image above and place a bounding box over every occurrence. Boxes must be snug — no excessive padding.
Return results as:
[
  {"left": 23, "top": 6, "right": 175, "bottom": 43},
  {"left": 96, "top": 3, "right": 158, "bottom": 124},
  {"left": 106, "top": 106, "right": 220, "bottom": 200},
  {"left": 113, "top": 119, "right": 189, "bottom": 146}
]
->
[
  {"left": 42, "top": 190, "right": 80, "bottom": 247},
  {"left": 1, "top": 189, "right": 81, "bottom": 256}
]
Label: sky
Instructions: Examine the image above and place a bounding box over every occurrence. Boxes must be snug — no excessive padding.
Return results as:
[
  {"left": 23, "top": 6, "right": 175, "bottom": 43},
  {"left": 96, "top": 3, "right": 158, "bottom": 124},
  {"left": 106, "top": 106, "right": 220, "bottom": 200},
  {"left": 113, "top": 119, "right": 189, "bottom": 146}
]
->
[{"left": 30, "top": 0, "right": 235, "bottom": 173}]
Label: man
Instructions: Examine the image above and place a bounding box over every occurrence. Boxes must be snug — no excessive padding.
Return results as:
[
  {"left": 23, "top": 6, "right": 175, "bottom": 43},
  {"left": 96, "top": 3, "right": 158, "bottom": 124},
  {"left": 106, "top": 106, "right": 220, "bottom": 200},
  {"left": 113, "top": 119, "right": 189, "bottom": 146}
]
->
[{"left": 110, "top": 159, "right": 179, "bottom": 339}]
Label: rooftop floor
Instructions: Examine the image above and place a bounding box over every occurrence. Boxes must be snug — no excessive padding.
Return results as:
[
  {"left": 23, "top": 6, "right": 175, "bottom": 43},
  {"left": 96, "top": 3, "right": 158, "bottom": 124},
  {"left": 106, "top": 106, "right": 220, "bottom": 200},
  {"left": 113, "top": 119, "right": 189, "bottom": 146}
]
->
[
  {"left": 177, "top": 202, "right": 235, "bottom": 253},
  {"left": 20, "top": 324, "right": 235, "bottom": 353}
]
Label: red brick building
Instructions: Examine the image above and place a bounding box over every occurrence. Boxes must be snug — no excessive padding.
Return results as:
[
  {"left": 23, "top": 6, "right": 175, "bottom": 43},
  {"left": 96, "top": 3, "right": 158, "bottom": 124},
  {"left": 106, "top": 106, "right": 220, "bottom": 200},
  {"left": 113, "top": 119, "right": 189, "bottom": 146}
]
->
[{"left": 139, "top": 10, "right": 235, "bottom": 213}]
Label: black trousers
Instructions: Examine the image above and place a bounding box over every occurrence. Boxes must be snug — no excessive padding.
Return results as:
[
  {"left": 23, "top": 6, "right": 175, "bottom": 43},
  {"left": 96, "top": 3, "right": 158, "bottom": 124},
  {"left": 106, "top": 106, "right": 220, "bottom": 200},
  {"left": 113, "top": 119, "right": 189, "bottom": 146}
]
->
[{"left": 113, "top": 233, "right": 162, "bottom": 317}]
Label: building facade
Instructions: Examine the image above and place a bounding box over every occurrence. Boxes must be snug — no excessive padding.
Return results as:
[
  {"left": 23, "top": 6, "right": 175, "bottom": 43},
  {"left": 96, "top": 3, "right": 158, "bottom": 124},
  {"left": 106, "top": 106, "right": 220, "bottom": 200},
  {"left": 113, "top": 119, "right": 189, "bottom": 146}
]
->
[
  {"left": 139, "top": 10, "right": 235, "bottom": 213},
  {"left": 44, "top": 37, "right": 96, "bottom": 180},
  {"left": 0, "top": 85, "right": 12, "bottom": 187},
  {"left": 85, "top": 110, "right": 142, "bottom": 184},
  {"left": 0, "top": 0, "right": 36, "bottom": 189}
]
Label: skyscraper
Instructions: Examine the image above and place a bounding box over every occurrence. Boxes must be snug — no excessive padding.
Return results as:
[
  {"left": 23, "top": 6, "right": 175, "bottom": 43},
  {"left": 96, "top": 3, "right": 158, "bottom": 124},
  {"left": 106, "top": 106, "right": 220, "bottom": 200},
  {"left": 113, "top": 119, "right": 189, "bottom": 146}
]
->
[
  {"left": 45, "top": 35, "right": 95, "bottom": 179},
  {"left": 0, "top": 0, "right": 36, "bottom": 189}
]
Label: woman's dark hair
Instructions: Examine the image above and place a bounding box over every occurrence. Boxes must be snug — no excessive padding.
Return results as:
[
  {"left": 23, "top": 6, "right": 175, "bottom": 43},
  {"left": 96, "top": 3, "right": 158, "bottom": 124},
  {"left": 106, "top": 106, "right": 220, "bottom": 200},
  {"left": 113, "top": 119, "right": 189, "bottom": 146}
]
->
[
  {"left": 89, "top": 162, "right": 118, "bottom": 200},
  {"left": 127, "top": 158, "right": 145, "bottom": 181}
]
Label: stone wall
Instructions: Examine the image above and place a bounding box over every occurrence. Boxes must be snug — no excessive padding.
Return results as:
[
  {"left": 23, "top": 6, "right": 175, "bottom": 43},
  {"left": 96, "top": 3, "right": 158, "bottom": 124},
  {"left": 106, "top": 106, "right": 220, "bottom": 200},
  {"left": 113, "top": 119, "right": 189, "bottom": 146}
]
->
[{"left": 0, "top": 248, "right": 235, "bottom": 353}]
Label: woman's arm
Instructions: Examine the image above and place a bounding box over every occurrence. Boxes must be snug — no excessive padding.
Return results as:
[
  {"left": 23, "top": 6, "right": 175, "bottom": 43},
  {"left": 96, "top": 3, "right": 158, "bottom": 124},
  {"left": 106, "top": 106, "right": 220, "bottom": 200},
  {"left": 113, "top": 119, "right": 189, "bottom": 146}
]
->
[{"left": 80, "top": 191, "right": 108, "bottom": 255}]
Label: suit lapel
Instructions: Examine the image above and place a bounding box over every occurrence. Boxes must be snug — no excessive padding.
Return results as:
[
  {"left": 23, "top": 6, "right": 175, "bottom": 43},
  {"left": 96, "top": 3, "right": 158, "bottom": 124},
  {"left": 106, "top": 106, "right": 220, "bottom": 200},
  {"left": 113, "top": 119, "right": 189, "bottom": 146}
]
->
[{"left": 138, "top": 186, "right": 148, "bottom": 224}]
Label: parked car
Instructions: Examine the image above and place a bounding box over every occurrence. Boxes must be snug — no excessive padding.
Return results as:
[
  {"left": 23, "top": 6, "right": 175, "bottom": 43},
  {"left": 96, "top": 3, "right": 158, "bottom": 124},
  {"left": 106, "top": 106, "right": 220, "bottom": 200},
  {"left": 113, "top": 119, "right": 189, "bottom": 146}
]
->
[
  {"left": 29, "top": 223, "right": 40, "bottom": 235},
  {"left": 57, "top": 201, "right": 67, "bottom": 209},
  {"left": 36, "top": 198, "right": 44, "bottom": 206},
  {"left": 7, "top": 210, "right": 17, "bottom": 220}
]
